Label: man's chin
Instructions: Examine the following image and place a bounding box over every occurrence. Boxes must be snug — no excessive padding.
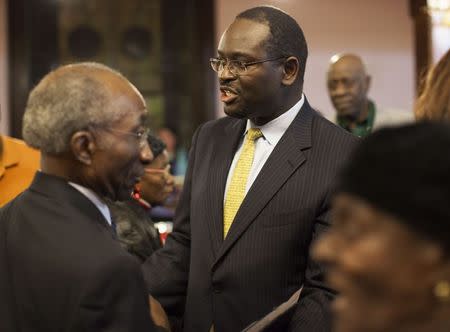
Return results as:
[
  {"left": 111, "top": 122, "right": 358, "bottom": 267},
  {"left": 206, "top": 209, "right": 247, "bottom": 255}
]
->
[
  {"left": 337, "top": 108, "right": 358, "bottom": 119},
  {"left": 224, "top": 105, "right": 247, "bottom": 119}
]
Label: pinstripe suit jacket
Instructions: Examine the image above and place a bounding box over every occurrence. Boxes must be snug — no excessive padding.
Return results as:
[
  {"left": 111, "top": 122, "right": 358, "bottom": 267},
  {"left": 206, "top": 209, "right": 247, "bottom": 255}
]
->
[{"left": 143, "top": 99, "right": 358, "bottom": 332}]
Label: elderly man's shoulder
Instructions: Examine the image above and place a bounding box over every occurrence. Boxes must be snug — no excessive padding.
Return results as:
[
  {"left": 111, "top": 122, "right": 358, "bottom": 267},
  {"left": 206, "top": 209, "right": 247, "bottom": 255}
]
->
[
  {"left": 374, "top": 108, "right": 415, "bottom": 130},
  {"left": 0, "top": 185, "right": 140, "bottom": 279}
]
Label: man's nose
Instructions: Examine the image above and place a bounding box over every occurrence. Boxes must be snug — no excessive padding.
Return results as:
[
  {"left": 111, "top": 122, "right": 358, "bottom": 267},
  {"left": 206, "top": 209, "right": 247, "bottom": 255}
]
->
[
  {"left": 331, "top": 83, "right": 348, "bottom": 97},
  {"left": 311, "top": 233, "right": 337, "bottom": 265},
  {"left": 140, "top": 141, "right": 154, "bottom": 165},
  {"left": 218, "top": 65, "right": 236, "bottom": 82}
]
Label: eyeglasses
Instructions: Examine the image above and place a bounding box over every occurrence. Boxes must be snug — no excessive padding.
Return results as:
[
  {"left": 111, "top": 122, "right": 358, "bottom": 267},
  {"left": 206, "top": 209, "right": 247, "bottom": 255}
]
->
[
  {"left": 209, "top": 56, "right": 286, "bottom": 76},
  {"left": 104, "top": 127, "right": 150, "bottom": 148}
]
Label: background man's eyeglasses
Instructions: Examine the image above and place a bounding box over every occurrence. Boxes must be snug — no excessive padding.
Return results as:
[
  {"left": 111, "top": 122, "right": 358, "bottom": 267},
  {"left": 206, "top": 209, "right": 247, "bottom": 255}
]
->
[{"left": 209, "top": 56, "right": 286, "bottom": 76}]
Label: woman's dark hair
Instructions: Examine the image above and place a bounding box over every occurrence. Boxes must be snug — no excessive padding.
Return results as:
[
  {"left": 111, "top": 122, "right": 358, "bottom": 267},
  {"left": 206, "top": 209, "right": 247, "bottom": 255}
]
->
[
  {"left": 107, "top": 199, "right": 162, "bottom": 262},
  {"left": 147, "top": 133, "right": 166, "bottom": 159}
]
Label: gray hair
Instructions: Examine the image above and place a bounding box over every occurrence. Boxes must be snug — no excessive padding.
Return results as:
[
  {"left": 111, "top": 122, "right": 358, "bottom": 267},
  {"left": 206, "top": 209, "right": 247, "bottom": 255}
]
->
[{"left": 23, "top": 62, "right": 129, "bottom": 154}]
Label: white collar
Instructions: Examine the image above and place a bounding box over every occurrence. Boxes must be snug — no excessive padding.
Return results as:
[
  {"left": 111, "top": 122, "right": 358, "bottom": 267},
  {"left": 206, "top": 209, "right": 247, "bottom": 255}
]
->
[{"left": 68, "top": 182, "right": 112, "bottom": 226}]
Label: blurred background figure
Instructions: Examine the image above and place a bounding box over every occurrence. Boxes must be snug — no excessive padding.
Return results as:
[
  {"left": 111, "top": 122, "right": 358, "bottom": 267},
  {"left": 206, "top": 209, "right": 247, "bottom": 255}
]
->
[
  {"left": 135, "top": 133, "right": 177, "bottom": 242},
  {"left": 138, "top": 133, "right": 176, "bottom": 221},
  {"left": 0, "top": 104, "right": 40, "bottom": 206},
  {"left": 108, "top": 133, "right": 175, "bottom": 255},
  {"left": 0, "top": 134, "right": 40, "bottom": 206},
  {"left": 415, "top": 48, "right": 450, "bottom": 121},
  {"left": 313, "top": 122, "right": 450, "bottom": 332},
  {"left": 157, "top": 127, "right": 188, "bottom": 178},
  {"left": 327, "top": 53, "right": 413, "bottom": 137},
  {"left": 108, "top": 199, "right": 162, "bottom": 262}
]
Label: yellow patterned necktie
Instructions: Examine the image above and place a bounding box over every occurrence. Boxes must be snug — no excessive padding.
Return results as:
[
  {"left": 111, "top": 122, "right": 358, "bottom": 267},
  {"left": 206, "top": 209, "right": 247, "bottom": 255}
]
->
[{"left": 223, "top": 128, "right": 263, "bottom": 237}]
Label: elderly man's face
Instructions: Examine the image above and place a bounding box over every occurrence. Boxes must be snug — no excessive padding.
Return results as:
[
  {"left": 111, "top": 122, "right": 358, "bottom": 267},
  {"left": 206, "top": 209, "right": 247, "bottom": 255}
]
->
[
  {"left": 327, "top": 59, "right": 369, "bottom": 118},
  {"left": 88, "top": 80, "right": 153, "bottom": 201},
  {"left": 312, "top": 193, "right": 443, "bottom": 332},
  {"left": 216, "top": 19, "right": 285, "bottom": 125}
]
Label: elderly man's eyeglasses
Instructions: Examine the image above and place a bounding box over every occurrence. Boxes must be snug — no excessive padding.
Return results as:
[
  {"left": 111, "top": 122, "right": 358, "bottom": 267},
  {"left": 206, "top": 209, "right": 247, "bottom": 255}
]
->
[
  {"left": 209, "top": 56, "right": 286, "bottom": 76},
  {"left": 104, "top": 128, "right": 150, "bottom": 148}
]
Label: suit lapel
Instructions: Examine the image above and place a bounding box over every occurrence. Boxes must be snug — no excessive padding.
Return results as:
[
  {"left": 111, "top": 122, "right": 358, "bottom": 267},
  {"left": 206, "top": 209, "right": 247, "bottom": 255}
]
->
[
  {"left": 205, "top": 119, "right": 246, "bottom": 257},
  {"left": 214, "top": 101, "right": 315, "bottom": 266}
]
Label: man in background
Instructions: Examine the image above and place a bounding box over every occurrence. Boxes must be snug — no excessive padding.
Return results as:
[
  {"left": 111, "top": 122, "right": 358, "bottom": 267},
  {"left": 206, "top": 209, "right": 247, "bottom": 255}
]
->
[
  {"left": 327, "top": 53, "right": 412, "bottom": 137},
  {"left": 0, "top": 62, "right": 163, "bottom": 331}
]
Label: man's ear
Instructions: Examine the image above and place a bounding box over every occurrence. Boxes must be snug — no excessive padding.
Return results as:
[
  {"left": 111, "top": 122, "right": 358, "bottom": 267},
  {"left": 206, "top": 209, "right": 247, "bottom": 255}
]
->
[
  {"left": 364, "top": 75, "right": 372, "bottom": 94},
  {"left": 281, "top": 56, "right": 300, "bottom": 86},
  {"left": 70, "top": 131, "right": 96, "bottom": 165}
]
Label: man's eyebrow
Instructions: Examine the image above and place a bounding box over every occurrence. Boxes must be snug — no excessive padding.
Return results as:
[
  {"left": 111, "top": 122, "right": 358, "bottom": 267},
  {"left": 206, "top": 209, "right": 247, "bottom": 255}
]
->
[
  {"left": 217, "top": 51, "right": 252, "bottom": 59},
  {"left": 140, "top": 111, "right": 151, "bottom": 124}
]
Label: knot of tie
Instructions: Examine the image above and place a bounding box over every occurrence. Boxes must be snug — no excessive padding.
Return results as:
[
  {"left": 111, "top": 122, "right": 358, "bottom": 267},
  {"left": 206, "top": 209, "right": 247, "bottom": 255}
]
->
[{"left": 247, "top": 128, "right": 263, "bottom": 141}]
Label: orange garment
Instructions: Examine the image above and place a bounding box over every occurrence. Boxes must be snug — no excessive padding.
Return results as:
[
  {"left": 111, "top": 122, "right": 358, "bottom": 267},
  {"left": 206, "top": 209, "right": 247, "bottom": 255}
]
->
[{"left": 0, "top": 135, "right": 40, "bottom": 206}]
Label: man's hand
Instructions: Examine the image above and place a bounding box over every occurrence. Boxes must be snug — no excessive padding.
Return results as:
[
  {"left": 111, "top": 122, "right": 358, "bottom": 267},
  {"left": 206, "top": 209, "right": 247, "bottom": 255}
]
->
[{"left": 149, "top": 295, "right": 171, "bottom": 331}]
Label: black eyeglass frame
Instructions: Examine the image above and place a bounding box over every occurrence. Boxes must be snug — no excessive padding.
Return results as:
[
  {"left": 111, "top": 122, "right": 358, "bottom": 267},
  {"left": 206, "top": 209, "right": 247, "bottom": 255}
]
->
[{"left": 209, "top": 56, "right": 287, "bottom": 76}]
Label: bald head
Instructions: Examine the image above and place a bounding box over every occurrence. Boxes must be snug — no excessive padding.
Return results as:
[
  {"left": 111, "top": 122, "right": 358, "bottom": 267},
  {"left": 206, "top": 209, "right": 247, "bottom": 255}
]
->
[
  {"left": 23, "top": 62, "right": 145, "bottom": 154},
  {"left": 329, "top": 54, "right": 367, "bottom": 75},
  {"left": 327, "top": 54, "right": 371, "bottom": 118}
]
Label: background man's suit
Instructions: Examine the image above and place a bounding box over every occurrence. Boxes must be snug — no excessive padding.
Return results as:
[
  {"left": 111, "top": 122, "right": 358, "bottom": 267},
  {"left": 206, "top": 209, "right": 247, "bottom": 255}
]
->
[
  {"left": 0, "top": 172, "right": 155, "bottom": 331},
  {"left": 143, "top": 100, "right": 358, "bottom": 331}
]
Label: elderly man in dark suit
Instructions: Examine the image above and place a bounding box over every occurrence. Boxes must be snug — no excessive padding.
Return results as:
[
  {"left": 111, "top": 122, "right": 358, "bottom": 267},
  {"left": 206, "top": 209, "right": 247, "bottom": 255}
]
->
[
  {"left": 143, "top": 6, "right": 358, "bottom": 332},
  {"left": 0, "top": 63, "right": 164, "bottom": 331}
]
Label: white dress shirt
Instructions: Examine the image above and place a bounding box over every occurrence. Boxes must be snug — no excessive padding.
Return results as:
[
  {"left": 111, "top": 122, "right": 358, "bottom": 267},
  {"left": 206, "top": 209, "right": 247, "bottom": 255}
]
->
[
  {"left": 224, "top": 95, "right": 305, "bottom": 200},
  {"left": 69, "top": 182, "right": 112, "bottom": 226}
]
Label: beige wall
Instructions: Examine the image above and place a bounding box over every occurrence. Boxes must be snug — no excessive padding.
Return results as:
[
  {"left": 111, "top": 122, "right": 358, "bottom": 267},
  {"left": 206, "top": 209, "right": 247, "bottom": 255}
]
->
[
  {"left": 215, "top": 0, "right": 415, "bottom": 117},
  {"left": 0, "top": 0, "right": 8, "bottom": 134},
  {"left": 0, "top": 1, "right": 416, "bottom": 130}
]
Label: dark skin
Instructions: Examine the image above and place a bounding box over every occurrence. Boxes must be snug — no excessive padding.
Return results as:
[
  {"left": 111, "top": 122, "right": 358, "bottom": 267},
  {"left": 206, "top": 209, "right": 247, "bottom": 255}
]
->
[
  {"left": 313, "top": 193, "right": 450, "bottom": 332},
  {"left": 39, "top": 66, "right": 170, "bottom": 330},
  {"left": 217, "top": 18, "right": 302, "bottom": 126},
  {"left": 327, "top": 54, "right": 371, "bottom": 126},
  {"left": 40, "top": 67, "right": 153, "bottom": 201}
]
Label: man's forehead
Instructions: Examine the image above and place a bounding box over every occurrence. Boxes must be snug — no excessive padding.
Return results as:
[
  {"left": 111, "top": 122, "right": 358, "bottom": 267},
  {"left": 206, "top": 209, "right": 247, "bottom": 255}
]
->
[
  {"left": 328, "top": 62, "right": 365, "bottom": 79},
  {"left": 329, "top": 56, "right": 366, "bottom": 76},
  {"left": 218, "top": 19, "right": 270, "bottom": 54}
]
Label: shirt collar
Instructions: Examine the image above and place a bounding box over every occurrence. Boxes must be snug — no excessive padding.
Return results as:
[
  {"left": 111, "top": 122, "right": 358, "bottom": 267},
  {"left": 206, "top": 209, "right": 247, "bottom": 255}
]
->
[
  {"left": 245, "top": 94, "right": 305, "bottom": 146},
  {"left": 68, "top": 182, "right": 112, "bottom": 226}
]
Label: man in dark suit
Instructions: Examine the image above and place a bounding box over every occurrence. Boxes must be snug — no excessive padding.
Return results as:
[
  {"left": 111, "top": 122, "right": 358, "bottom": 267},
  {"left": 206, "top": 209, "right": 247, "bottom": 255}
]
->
[
  {"left": 0, "top": 63, "right": 163, "bottom": 331},
  {"left": 143, "top": 6, "right": 358, "bottom": 332}
]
